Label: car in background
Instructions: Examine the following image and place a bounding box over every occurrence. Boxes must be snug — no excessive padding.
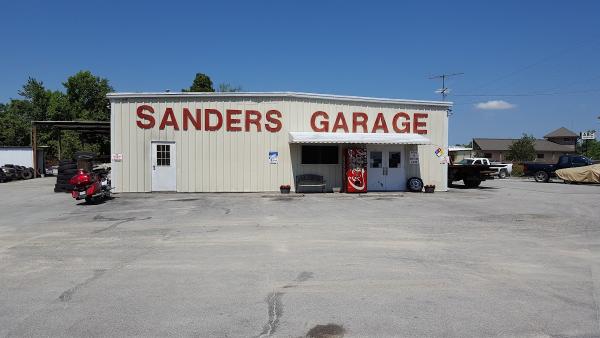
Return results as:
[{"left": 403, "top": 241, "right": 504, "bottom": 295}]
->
[
  {"left": 456, "top": 158, "right": 512, "bottom": 179},
  {"left": 523, "top": 154, "right": 593, "bottom": 182}
]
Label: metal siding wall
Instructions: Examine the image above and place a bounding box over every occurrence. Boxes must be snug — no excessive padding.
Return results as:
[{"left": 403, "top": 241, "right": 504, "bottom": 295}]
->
[{"left": 111, "top": 96, "right": 448, "bottom": 192}]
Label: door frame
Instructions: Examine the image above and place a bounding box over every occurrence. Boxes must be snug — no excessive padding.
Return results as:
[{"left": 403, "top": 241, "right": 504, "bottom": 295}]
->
[
  {"left": 150, "top": 141, "right": 177, "bottom": 192},
  {"left": 366, "top": 145, "right": 407, "bottom": 191}
]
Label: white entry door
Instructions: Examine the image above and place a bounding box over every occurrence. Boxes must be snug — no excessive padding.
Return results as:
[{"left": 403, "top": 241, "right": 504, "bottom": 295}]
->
[
  {"left": 367, "top": 146, "right": 406, "bottom": 191},
  {"left": 151, "top": 141, "right": 176, "bottom": 191}
]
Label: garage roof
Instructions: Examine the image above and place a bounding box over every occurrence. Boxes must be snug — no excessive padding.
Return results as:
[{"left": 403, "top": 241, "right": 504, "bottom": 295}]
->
[
  {"left": 289, "top": 132, "right": 430, "bottom": 144},
  {"left": 107, "top": 92, "right": 452, "bottom": 108}
]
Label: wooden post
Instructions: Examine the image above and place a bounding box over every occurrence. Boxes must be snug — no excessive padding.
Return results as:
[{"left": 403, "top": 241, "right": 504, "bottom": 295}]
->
[
  {"left": 32, "top": 124, "right": 37, "bottom": 176},
  {"left": 58, "top": 130, "right": 61, "bottom": 161}
]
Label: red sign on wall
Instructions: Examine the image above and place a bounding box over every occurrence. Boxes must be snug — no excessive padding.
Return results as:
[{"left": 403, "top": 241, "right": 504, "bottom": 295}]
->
[{"left": 135, "top": 106, "right": 428, "bottom": 134}]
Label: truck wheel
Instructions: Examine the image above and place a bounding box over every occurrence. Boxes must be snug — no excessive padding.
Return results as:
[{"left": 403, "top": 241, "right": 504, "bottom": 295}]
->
[
  {"left": 407, "top": 177, "right": 423, "bottom": 192},
  {"left": 464, "top": 179, "right": 481, "bottom": 188},
  {"left": 534, "top": 171, "right": 549, "bottom": 183},
  {"left": 498, "top": 169, "right": 507, "bottom": 179}
]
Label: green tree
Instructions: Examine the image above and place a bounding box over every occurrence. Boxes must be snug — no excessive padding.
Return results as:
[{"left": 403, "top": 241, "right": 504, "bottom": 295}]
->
[
  {"left": 18, "top": 77, "right": 50, "bottom": 121},
  {"left": 582, "top": 139, "right": 600, "bottom": 160},
  {"left": 183, "top": 73, "right": 214, "bottom": 92},
  {"left": 63, "top": 71, "right": 113, "bottom": 121},
  {"left": 507, "top": 134, "right": 537, "bottom": 162},
  {"left": 0, "top": 102, "right": 30, "bottom": 146},
  {"left": 217, "top": 83, "right": 242, "bottom": 92}
]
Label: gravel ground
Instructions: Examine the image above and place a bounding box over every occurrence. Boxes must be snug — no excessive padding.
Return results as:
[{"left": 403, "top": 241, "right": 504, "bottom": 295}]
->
[{"left": 0, "top": 177, "right": 599, "bottom": 337}]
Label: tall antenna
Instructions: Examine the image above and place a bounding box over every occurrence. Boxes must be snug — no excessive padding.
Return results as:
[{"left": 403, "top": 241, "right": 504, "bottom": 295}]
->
[{"left": 429, "top": 72, "right": 464, "bottom": 101}]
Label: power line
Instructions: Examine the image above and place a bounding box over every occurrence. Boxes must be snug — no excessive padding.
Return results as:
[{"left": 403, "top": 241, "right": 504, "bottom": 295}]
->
[
  {"left": 454, "top": 88, "right": 600, "bottom": 97},
  {"left": 454, "top": 36, "right": 600, "bottom": 95}
]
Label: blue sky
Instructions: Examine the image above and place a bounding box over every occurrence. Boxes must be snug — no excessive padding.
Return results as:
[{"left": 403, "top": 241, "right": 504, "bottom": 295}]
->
[{"left": 1, "top": 1, "right": 599, "bottom": 144}]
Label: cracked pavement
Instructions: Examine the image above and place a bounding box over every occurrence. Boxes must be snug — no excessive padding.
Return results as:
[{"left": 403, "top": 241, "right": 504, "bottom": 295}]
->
[{"left": 0, "top": 177, "right": 599, "bottom": 337}]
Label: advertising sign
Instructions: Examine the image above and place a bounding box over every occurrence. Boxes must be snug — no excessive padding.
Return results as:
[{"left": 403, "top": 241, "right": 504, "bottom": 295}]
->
[{"left": 581, "top": 131, "right": 596, "bottom": 140}]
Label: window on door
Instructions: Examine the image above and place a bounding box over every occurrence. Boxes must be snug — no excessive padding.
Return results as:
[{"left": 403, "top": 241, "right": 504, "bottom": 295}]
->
[
  {"left": 389, "top": 152, "right": 401, "bottom": 168},
  {"left": 370, "top": 151, "right": 382, "bottom": 168},
  {"left": 157, "top": 144, "right": 171, "bottom": 166}
]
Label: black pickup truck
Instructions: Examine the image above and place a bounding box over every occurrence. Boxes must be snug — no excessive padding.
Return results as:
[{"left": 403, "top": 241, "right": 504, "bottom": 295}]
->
[
  {"left": 523, "top": 154, "right": 593, "bottom": 182},
  {"left": 448, "top": 159, "right": 497, "bottom": 188}
]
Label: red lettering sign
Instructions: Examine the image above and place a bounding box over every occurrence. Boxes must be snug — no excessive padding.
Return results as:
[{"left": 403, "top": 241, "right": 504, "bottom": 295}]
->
[
  {"left": 183, "top": 108, "right": 201, "bottom": 131},
  {"left": 136, "top": 105, "right": 155, "bottom": 129},
  {"left": 265, "top": 110, "right": 282, "bottom": 132},
  {"left": 413, "top": 113, "right": 428, "bottom": 134},
  {"left": 134, "top": 106, "right": 430, "bottom": 135},
  {"left": 226, "top": 109, "right": 242, "bottom": 132},
  {"left": 371, "top": 113, "right": 389, "bottom": 133},
  {"left": 392, "top": 112, "right": 410, "bottom": 133},
  {"left": 205, "top": 109, "right": 223, "bottom": 131},
  {"left": 159, "top": 108, "right": 179, "bottom": 130},
  {"left": 311, "top": 111, "right": 329, "bottom": 132},
  {"left": 332, "top": 112, "right": 349, "bottom": 133}
]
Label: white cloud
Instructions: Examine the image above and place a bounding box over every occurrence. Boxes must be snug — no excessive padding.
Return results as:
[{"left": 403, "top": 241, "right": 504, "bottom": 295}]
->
[{"left": 474, "top": 100, "right": 515, "bottom": 110}]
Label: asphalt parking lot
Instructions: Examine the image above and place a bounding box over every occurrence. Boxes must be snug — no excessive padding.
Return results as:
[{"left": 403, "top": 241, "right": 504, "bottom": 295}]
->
[{"left": 1, "top": 177, "right": 599, "bottom": 337}]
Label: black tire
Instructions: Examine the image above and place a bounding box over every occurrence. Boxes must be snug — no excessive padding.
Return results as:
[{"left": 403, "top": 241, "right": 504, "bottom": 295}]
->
[
  {"left": 74, "top": 151, "right": 97, "bottom": 161},
  {"left": 464, "top": 179, "right": 481, "bottom": 188},
  {"left": 407, "top": 177, "right": 424, "bottom": 192},
  {"left": 534, "top": 171, "right": 549, "bottom": 183},
  {"left": 59, "top": 168, "right": 78, "bottom": 175},
  {"left": 21, "top": 170, "right": 33, "bottom": 180},
  {"left": 58, "top": 163, "right": 77, "bottom": 171},
  {"left": 57, "top": 173, "right": 76, "bottom": 180},
  {"left": 498, "top": 169, "right": 508, "bottom": 179}
]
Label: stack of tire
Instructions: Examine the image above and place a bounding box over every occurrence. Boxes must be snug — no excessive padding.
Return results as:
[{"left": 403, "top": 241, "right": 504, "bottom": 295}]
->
[
  {"left": 0, "top": 164, "right": 35, "bottom": 182},
  {"left": 54, "top": 160, "right": 77, "bottom": 192}
]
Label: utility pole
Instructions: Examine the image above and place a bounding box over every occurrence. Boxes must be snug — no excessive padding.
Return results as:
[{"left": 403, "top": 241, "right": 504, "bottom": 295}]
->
[{"left": 429, "top": 72, "right": 464, "bottom": 101}]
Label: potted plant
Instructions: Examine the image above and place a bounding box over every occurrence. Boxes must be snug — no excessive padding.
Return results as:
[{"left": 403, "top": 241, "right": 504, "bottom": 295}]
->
[
  {"left": 424, "top": 184, "right": 436, "bottom": 193},
  {"left": 280, "top": 184, "right": 291, "bottom": 194}
]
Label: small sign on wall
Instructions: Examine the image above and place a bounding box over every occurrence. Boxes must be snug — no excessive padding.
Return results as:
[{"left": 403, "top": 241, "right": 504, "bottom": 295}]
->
[
  {"left": 409, "top": 150, "right": 419, "bottom": 165},
  {"left": 268, "top": 151, "right": 278, "bottom": 164},
  {"left": 112, "top": 153, "right": 123, "bottom": 162}
]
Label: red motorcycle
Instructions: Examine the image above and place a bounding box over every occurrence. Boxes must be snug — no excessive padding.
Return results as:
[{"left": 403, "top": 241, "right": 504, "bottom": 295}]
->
[{"left": 69, "top": 168, "right": 112, "bottom": 203}]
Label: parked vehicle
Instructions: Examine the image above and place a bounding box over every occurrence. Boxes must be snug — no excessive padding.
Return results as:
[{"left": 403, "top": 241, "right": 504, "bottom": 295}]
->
[
  {"left": 448, "top": 158, "right": 497, "bottom": 188},
  {"left": 461, "top": 158, "right": 513, "bottom": 179},
  {"left": 523, "top": 155, "right": 593, "bottom": 182},
  {"left": 556, "top": 164, "right": 600, "bottom": 184},
  {"left": 490, "top": 162, "right": 513, "bottom": 179},
  {"left": 68, "top": 168, "right": 112, "bottom": 203}
]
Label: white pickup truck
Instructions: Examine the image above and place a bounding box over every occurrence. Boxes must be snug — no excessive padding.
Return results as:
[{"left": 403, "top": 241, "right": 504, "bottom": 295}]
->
[{"left": 458, "top": 158, "right": 513, "bottom": 179}]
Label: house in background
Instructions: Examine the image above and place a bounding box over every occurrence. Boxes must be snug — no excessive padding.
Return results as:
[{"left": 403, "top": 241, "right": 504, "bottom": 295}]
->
[{"left": 472, "top": 127, "right": 577, "bottom": 163}]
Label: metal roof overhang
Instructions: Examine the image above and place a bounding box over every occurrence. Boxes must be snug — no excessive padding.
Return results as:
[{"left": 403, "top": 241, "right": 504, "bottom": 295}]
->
[{"left": 288, "top": 132, "right": 430, "bottom": 145}]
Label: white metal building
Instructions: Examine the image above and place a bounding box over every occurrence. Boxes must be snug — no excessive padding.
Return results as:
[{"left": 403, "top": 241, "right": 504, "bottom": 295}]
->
[
  {"left": 0, "top": 147, "right": 34, "bottom": 167},
  {"left": 108, "top": 92, "right": 451, "bottom": 193}
]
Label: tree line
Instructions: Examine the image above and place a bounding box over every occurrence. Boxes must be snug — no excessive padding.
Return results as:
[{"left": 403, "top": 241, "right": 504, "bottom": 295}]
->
[{"left": 0, "top": 72, "right": 238, "bottom": 161}]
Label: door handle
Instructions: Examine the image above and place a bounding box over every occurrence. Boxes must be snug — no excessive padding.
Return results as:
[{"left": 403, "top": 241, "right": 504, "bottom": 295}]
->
[{"left": 153, "top": 165, "right": 156, "bottom": 170}]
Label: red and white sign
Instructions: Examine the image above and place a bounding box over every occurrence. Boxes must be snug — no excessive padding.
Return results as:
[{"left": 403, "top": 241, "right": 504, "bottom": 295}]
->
[{"left": 135, "top": 105, "right": 428, "bottom": 135}]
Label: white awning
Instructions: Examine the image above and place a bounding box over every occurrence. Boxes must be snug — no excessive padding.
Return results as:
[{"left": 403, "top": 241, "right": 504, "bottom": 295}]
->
[{"left": 288, "top": 132, "right": 430, "bottom": 145}]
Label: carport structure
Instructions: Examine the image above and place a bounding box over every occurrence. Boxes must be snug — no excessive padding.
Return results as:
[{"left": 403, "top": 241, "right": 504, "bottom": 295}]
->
[{"left": 31, "top": 121, "right": 110, "bottom": 175}]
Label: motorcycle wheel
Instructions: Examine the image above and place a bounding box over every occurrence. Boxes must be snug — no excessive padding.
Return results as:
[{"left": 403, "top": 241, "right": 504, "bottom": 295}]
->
[{"left": 85, "top": 196, "right": 94, "bottom": 203}]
